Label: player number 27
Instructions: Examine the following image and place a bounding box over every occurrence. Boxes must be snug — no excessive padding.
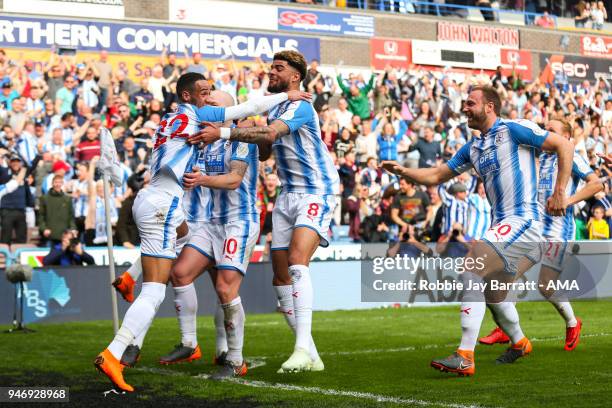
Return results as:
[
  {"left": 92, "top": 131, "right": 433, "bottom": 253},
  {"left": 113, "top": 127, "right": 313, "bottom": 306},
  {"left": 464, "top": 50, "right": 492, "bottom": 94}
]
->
[{"left": 153, "top": 114, "right": 189, "bottom": 149}]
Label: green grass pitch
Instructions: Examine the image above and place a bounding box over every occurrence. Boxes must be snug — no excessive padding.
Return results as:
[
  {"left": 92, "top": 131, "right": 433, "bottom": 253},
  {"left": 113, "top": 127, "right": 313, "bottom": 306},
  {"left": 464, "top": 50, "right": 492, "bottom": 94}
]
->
[{"left": 1, "top": 300, "right": 611, "bottom": 407}]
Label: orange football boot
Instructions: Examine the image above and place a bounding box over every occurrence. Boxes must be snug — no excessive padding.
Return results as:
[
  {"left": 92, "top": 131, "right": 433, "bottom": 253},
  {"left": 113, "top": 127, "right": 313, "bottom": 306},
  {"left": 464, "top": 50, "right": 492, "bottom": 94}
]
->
[
  {"left": 112, "top": 272, "right": 135, "bottom": 303},
  {"left": 94, "top": 349, "right": 134, "bottom": 392},
  {"left": 431, "top": 349, "right": 475, "bottom": 376}
]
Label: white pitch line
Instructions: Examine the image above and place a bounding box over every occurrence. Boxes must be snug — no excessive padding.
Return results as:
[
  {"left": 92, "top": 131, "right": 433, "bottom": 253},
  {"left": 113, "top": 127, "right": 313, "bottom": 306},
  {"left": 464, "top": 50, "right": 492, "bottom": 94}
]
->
[
  {"left": 137, "top": 369, "right": 494, "bottom": 408},
  {"left": 249, "top": 332, "right": 612, "bottom": 360}
]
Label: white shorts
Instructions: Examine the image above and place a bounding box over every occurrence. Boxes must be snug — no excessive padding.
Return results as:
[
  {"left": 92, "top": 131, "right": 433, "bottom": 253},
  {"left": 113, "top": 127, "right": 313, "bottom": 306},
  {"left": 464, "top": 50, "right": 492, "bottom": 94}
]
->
[
  {"left": 133, "top": 187, "right": 185, "bottom": 259},
  {"left": 187, "top": 220, "right": 259, "bottom": 275},
  {"left": 540, "top": 239, "right": 572, "bottom": 272},
  {"left": 271, "top": 192, "right": 337, "bottom": 250},
  {"left": 482, "top": 216, "right": 542, "bottom": 275}
]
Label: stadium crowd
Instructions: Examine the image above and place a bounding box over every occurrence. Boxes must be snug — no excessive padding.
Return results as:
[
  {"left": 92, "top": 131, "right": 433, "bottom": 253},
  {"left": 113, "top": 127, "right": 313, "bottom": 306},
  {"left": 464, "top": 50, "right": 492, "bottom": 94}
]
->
[{"left": 0, "top": 47, "right": 610, "bottom": 255}]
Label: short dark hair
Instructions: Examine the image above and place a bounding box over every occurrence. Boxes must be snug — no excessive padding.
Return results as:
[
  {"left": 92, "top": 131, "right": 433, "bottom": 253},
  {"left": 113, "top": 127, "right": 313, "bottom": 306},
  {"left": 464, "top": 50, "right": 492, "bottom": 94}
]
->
[
  {"left": 273, "top": 50, "right": 307, "bottom": 81},
  {"left": 472, "top": 85, "right": 501, "bottom": 116},
  {"left": 176, "top": 72, "right": 206, "bottom": 101}
]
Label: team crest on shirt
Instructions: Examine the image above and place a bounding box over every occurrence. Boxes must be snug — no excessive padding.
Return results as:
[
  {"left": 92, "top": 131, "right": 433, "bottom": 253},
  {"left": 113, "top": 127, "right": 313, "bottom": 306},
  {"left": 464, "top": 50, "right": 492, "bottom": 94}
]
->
[
  {"left": 495, "top": 133, "right": 504, "bottom": 145},
  {"left": 155, "top": 208, "right": 167, "bottom": 224},
  {"left": 236, "top": 143, "right": 249, "bottom": 159}
]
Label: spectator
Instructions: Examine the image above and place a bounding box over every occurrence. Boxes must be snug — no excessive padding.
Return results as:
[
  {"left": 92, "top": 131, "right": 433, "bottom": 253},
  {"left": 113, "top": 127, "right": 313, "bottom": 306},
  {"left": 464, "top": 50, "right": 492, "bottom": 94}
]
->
[
  {"left": 94, "top": 50, "right": 113, "bottom": 112},
  {"left": 338, "top": 151, "right": 358, "bottom": 200},
  {"left": 591, "top": 1, "right": 607, "bottom": 30},
  {"left": 38, "top": 174, "right": 77, "bottom": 245},
  {"left": 116, "top": 170, "right": 146, "bottom": 248},
  {"left": 390, "top": 178, "right": 430, "bottom": 235},
  {"left": 258, "top": 173, "right": 280, "bottom": 259},
  {"left": 55, "top": 76, "right": 78, "bottom": 115},
  {"left": 184, "top": 51, "right": 207, "bottom": 75},
  {"left": 333, "top": 98, "right": 354, "bottom": 130},
  {"left": 377, "top": 115, "right": 408, "bottom": 162},
  {"left": 334, "top": 127, "right": 354, "bottom": 159},
  {"left": 0, "top": 82, "right": 19, "bottom": 110},
  {"left": 436, "top": 222, "right": 470, "bottom": 258},
  {"left": 360, "top": 205, "right": 389, "bottom": 243},
  {"left": 387, "top": 224, "right": 431, "bottom": 257},
  {"left": 355, "top": 119, "right": 378, "bottom": 165},
  {"left": 42, "top": 229, "right": 95, "bottom": 266},
  {"left": 588, "top": 205, "right": 610, "bottom": 239},
  {"left": 409, "top": 126, "right": 442, "bottom": 168},
  {"left": 75, "top": 127, "right": 101, "bottom": 162},
  {"left": 535, "top": 11, "right": 556, "bottom": 28},
  {"left": 336, "top": 69, "right": 375, "bottom": 120},
  {"left": 42, "top": 160, "right": 71, "bottom": 195},
  {"left": 575, "top": 1, "right": 591, "bottom": 28},
  {"left": 0, "top": 156, "right": 34, "bottom": 244},
  {"left": 303, "top": 59, "right": 320, "bottom": 90}
]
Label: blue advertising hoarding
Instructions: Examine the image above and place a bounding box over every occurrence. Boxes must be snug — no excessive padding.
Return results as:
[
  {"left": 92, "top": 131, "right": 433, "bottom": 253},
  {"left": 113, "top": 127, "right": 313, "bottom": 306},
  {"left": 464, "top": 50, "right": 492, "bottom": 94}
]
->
[
  {"left": 278, "top": 7, "right": 374, "bottom": 37},
  {"left": 0, "top": 15, "right": 320, "bottom": 61}
]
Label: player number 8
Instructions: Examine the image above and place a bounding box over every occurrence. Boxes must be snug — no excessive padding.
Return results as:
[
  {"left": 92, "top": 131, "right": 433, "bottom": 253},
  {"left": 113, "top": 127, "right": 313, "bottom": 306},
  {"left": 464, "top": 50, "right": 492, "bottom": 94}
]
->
[{"left": 307, "top": 203, "right": 319, "bottom": 217}]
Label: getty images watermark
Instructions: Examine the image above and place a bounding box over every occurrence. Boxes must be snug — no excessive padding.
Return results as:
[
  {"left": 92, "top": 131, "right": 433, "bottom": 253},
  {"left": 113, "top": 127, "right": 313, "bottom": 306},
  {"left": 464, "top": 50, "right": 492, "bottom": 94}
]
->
[{"left": 359, "top": 242, "right": 612, "bottom": 303}]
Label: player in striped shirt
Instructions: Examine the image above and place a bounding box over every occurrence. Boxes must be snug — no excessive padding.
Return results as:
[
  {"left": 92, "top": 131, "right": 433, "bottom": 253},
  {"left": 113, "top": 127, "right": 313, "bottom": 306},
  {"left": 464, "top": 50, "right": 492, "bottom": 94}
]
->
[
  {"left": 383, "top": 86, "right": 574, "bottom": 377},
  {"left": 95, "top": 73, "right": 311, "bottom": 392},
  {"left": 194, "top": 51, "right": 338, "bottom": 373},
  {"left": 479, "top": 119, "right": 603, "bottom": 351},
  {"left": 438, "top": 181, "right": 471, "bottom": 236},
  {"left": 158, "top": 90, "right": 260, "bottom": 379},
  {"left": 466, "top": 178, "right": 492, "bottom": 241}
]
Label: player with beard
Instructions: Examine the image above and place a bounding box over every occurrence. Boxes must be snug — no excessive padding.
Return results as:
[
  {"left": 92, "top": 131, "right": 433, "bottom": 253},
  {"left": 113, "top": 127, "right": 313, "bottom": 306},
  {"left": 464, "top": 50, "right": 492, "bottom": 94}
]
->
[
  {"left": 191, "top": 50, "right": 339, "bottom": 373},
  {"left": 95, "top": 72, "right": 311, "bottom": 392},
  {"left": 479, "top": 118, "right": 603, "bottom": 351},
  {"left": 382, "top": 86, "right": 574, "bottom": 376}
]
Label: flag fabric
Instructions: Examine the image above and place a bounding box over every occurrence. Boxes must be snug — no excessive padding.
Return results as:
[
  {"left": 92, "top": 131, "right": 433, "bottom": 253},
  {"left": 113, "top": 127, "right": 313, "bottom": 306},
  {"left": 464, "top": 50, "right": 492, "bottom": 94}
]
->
[{"left": 97, "top": 127, "right": 123, "bottom": 186}]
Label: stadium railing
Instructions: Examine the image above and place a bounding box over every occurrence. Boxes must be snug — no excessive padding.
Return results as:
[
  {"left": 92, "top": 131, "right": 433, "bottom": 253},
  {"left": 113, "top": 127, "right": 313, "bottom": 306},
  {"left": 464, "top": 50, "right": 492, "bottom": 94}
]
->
[{"left": 276, "top": 0, "right": 556, "bottom": 28}]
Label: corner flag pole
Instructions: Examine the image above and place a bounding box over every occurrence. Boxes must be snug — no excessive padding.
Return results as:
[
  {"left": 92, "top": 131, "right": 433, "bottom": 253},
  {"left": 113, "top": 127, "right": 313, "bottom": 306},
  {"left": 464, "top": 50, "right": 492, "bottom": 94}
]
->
[
  {"left": 98, "top": 127, "right": 123, "bottom": 334},
  {"left": 102, "top": 175, "right": 120, "bottom": 334}
]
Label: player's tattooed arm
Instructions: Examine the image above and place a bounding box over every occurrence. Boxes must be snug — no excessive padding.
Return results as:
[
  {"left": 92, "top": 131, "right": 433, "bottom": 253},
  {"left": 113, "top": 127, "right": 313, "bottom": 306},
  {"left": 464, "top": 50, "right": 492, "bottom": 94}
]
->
[
  {"left": 182, "top": 161, "right": 247, "bottom": 191},
  {"left": 188, "top": 120, "right": 289, "bottom": 146},
  {"left": 228, "top": 120, "right": 289, "bottom": 144}
]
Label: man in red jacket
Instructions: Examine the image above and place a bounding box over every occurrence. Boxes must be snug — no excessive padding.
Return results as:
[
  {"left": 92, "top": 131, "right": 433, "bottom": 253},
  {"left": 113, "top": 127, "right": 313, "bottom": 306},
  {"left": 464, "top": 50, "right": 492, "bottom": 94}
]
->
[{"left": 75, "top": 127, "right": 101, "bottom": 162}]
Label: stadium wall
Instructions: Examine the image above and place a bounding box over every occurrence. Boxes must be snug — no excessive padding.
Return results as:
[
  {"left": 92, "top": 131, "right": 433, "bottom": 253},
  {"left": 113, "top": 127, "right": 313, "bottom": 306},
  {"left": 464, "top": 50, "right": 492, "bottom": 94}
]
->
[{"left": 1, "top": 0, "right": 609, "bottom": 77}]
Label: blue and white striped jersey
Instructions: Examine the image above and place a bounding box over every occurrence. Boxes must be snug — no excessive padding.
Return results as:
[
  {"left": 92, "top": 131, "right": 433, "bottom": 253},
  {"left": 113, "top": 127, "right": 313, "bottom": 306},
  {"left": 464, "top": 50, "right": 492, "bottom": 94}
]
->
[
  {"left": 466, "top": 193, "right": 492, "bottom": 240},
  {"left": 438, "top": 181, "right": 469, "bottom": 234},
  {"left": 447, "top": 118, "right": 547, "bottom": 225},
  {"left": 16, "top": 133, "right": 38, "bottom": 166},
  {"left": 199, "top": 139, "right": 259, "bottom": 224},
  {"left": 72, "top": 179, "right": 89, "bottom": 218},
  {"left": 268, "top": 100, "right": 339, "bottom": 196},
  {"left": 183, "top": 149, "right": 211, "bottom": 224},
  {"left": 149, "top": 103, "right": 226, "bottom": 195},
  {"left": 539, "top": 151, "right": 593, "bottom": 241}
]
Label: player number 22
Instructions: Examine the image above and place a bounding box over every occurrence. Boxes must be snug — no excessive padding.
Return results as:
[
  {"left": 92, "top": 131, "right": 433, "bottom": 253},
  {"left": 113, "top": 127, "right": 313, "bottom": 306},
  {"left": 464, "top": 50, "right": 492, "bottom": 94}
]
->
[{"left": 153, "top": 113, "right": 189, "bottom": 149}]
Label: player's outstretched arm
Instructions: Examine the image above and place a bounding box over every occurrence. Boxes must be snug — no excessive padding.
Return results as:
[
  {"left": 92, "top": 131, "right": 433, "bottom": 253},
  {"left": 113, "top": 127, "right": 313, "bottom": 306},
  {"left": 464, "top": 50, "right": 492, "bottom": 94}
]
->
[
  {"left": 567, "top": 173, "right": 605, "bottom": 206},
  {"left": 223, "top": 91, "right": 312, "bottom": 121},
  {"left": 189, "top": 120, "right": 290, "bottom": 146},
  {"left": 380, "top": 160, "right": 455, "bottom": 187},
  {"left": 183, "top": 162, "right": 247, "bottom": 191},
  {"left": 541, "top": 133, "right": 574, "bottom": 216}
]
